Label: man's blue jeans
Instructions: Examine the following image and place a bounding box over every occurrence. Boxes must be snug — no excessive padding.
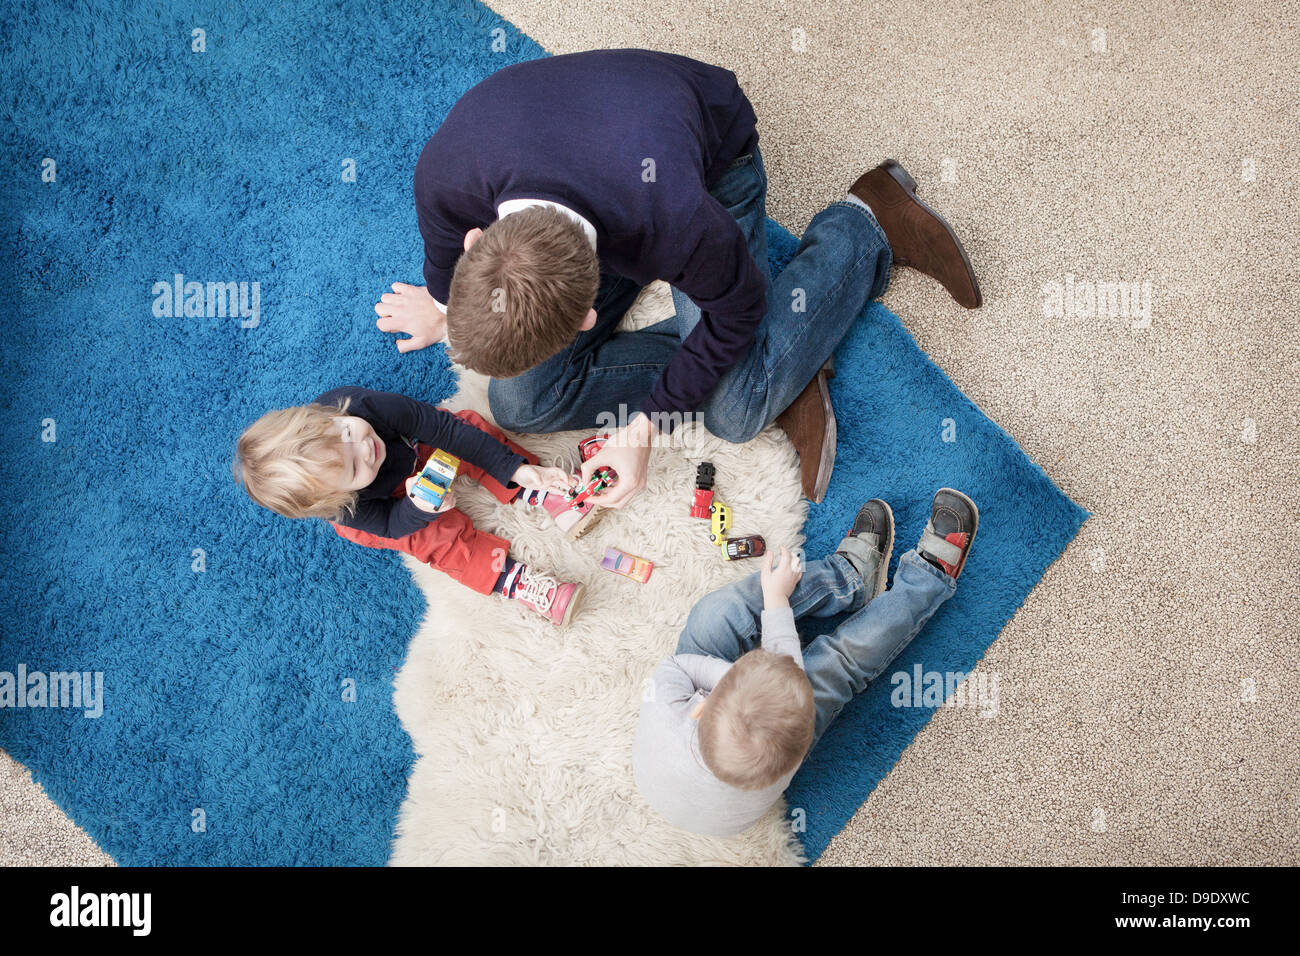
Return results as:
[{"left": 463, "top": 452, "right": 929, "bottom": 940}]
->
[
  {"left": 487, "top": 143, "right": 893, "bottom": 441},
  {"left": 675, "top": 550, "right": 956, "bottom": 745}
]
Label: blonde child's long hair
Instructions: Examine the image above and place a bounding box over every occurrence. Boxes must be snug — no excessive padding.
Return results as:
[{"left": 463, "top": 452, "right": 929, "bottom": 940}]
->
[
  {"left": 697, "top": 649, "right": 815, "bottom": 790},
  {"left": 233, "top": 396, "right": 358, "bottom": 520}
]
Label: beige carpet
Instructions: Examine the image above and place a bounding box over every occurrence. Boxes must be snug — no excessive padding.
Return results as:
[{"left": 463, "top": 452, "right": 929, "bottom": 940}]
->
[
  {"left": 5, "top": 0, "right": 1296, "bottom": 865},
  {"left": 0, "top": 749, "right": 112, "bottom": 866}
]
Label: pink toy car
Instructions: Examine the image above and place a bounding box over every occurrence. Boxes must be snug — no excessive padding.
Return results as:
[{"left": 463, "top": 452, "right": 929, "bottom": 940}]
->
[{"left": 601, "top": 546, "right": 653, "bottom": 583}]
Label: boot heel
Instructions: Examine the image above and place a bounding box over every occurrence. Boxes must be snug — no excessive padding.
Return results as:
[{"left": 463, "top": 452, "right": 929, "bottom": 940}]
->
[{"left": 882, "top": 158, "right": 918, "bottom": 194}]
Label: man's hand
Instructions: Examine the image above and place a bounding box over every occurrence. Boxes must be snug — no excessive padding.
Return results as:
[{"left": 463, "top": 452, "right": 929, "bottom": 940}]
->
[
  {"left": 579, "top": 415, "right": 657, "bottom": 509},
  {"left": 405, "top": 475, "right": 456, "bottom": 514},
  {"left": 761, "top": 546, "right": 803, "bottom": 609},
  {"left": 375, "top": 282, "right": 446, "bottom": 353},
  {"left": 510, "top": 463, "right": 573, "bottom": 494}
]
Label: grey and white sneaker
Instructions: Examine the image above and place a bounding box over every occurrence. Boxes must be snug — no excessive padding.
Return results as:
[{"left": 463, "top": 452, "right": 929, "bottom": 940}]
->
[
  {"left": 917, "top": 488, "right": 979, "bottom": 579},
  {"left": 836, "top": 498, "right": 895, "bottom": 598}
]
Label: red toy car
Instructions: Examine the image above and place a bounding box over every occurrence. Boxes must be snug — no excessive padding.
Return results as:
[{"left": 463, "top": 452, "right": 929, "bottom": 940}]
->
[
  {"left": 570, "top": 435, "right": 616, "bottom": 506},
  {"left": 690, "top": 461, "right": 716, "bottom": 519},
  {"left": 578, "top": 434, "right": 608, "bottom": 463},
  {"left": 567, "top": 467, "right": 616, "bottom": 508}
]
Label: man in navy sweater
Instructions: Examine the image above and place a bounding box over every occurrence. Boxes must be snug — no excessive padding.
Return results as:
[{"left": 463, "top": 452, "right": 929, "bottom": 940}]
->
[{"left": 375, "top": 49, "right": 980, "bottom": 503}]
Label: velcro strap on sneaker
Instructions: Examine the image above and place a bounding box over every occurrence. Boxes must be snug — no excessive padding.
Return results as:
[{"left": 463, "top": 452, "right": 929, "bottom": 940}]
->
[
  {"left": 918, "top": 527, "right": 963, "bottom": 565},
  {"left": 836, "top": 534, "right": 882, "bottom": 570}
]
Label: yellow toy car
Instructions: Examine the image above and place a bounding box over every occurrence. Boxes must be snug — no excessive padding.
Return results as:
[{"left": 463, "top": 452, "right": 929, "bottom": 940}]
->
[
  {"left": 411, "top": 448, "right": 460, "bottom": 509},
  {"left": 708, "top": 501, "right": 731, "bottom": 544}
]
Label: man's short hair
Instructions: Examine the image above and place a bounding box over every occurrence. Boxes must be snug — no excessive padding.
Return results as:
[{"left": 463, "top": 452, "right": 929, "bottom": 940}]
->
[{"left": 445, "top": 205, "right": 599, "bottom": 378}]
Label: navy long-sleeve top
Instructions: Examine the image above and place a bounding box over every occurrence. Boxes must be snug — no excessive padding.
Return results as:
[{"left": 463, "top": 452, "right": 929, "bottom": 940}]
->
[
  {"left": 414, "top": 49, "right": 764, "bottom": 426},
  {"left": 317, "top": 387, "right": 525, "bottom": 540}
]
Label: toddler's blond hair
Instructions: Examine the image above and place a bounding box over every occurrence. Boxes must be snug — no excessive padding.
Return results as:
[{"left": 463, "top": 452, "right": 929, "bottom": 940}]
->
[
  {"left": 233, "top": 396, "right": 357, "bottom": 520},
  {"left": 697, "top": 649, "right": 815, "bottom": 790}
]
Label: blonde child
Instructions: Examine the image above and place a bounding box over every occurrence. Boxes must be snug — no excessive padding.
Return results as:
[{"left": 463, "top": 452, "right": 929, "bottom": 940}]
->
[
  {"left": 633, "top": 489, "right": 978, "bottom": 834},
  {"left": 234, "top": 387, "right": 594, "bottom": 625}
]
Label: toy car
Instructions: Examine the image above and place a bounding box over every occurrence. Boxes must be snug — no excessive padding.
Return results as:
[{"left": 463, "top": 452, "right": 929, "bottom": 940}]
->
[
  {"left": 723, "top": 535, "right": 767, "bottom": 561},
  {"left": 578, "top": 434, "right": 608, "bottom": 463},
  {"left": 409, "top": 448, "right": 460, "bottom": 509},
  {"left": 690, "top": 461, "right": 716, "bottom": 519},
  {"left": 708, "top": 501, "right": 731, "bottom": 544},
  {"left": 600, "top": 546, "right": 653, "bottom": 583},
  {"left": 566, "top": 466, "right": 616, "bottom": 509}
]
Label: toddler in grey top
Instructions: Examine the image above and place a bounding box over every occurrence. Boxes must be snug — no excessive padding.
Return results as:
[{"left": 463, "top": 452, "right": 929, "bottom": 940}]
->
[{"left": 633, "top": 490, "right": 979, "bottom": 836}]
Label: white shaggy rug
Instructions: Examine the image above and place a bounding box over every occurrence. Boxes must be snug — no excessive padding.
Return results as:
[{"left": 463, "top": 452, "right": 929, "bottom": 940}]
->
[{"left": 388, "top": 282, "right": 808, "bottom": 865}]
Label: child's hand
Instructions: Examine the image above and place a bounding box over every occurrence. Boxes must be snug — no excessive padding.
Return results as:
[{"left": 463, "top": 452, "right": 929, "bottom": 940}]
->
[
  {"left": 761, "top": 546, "right": 802, "bottom": 607},
  {"left": 511, "top": 464, "right": 573, "bottom": 495},
  {"left": 406, "top": 475, "right": 457, "bottom": 514}
]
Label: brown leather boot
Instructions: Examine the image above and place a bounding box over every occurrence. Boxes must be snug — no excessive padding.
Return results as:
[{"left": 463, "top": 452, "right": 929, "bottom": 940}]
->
[
  {"left": 849, "top": 160, "right": 982, "bottom": 309},
  {"left": 776, "top": 365, "right": 836, "bottom": 503}
]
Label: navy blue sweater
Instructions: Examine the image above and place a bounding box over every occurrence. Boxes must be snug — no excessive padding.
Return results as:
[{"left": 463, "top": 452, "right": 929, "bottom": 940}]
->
[
  {"left": 317, "top": 387, "right": 525, "bottom": 540},
  {"left": 414, "top": 49, "right": 763, "bottom": 425}
]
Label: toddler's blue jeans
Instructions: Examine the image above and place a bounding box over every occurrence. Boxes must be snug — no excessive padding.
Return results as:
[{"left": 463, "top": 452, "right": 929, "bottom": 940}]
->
[{"left": 675, "top": 550, "right": 956, "bottom": 746}]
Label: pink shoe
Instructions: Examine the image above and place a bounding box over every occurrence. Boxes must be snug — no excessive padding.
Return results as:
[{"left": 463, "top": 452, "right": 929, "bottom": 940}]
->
[
  {"left": 513, "top": 568, "right": 584, "bottom": 626},
  {"left": 540, "top": 485, "right": 604, "bottom": 539}
]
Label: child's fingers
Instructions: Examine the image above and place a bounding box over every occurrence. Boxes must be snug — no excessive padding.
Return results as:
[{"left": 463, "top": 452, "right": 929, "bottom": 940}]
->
[
  {"left": 764, "top": 547, "right": 783, "bottom": 576},
  {"left": 517, "top": 466, "right": 568, "bottom": 492}
]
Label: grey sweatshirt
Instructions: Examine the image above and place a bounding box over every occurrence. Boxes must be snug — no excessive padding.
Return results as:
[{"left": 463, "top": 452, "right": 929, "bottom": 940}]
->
[{"left": 632, "top": 606, "right": 804, "bottom": 836}]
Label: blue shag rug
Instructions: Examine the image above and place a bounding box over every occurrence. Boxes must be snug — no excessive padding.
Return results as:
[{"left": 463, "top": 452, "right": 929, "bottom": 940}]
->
[{"left": 0, "top": 0, "right": 1085, "bottom": 864}]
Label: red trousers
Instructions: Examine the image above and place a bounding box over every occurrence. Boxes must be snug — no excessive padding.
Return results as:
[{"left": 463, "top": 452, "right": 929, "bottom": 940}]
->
[{"left": 330, "top": 408, "right": 536, "bottom": 595}]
